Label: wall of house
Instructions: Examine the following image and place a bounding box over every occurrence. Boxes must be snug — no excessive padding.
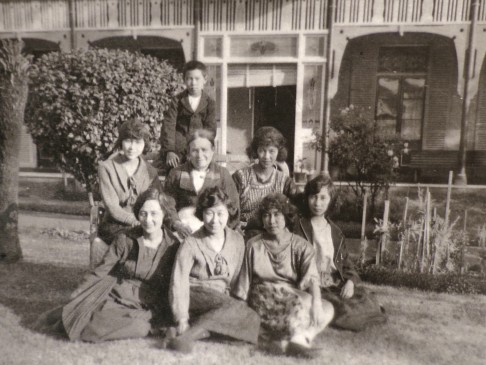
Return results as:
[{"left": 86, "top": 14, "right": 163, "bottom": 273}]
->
[
  {"left": 474, "top": 58, "right": 486, "bottom": 150},
  {"left": 332, "top": 32, "right": 462, "bottom": 151}
]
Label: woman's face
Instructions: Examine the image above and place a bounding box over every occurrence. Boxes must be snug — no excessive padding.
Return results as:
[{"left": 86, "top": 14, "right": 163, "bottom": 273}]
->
[
  {"left": 257, "top": 145, "right": 279, "bottom": 168},
  {"left": 308, "top": 187, "right": 331, "bottom": 217},
  {"left": 189, "top": 137, "right": 214, "bottom": 170},
  {"left": 203, "top": 202, "right": 229, "bottom": 235},
  {"left": 122, "top": 138, "right": 145, "bottom": 160},
  {"left": 138, "top": 199, "right": 164, "bottom": 234},
  {"left": 262, "top": 208, "right": 287, "bottom": 237}
]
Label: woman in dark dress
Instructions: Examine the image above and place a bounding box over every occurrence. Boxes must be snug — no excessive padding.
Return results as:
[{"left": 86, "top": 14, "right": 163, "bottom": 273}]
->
[
  {"left": 62, "top": 188, "right": 179, "bottom": 342},
  {"left": 164, "top": 128, "right": 240, "bottom": 235},
  {"left": 294, "top": 174, "right": 387, "bottom": 331}
]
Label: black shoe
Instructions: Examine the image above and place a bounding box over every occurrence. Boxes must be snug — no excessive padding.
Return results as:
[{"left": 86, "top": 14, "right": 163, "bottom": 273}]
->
[
  {"left": 167, "top": 338, "right": 194, "bottom": 354},
  {"left": 286, "top": 342, "right": 322, "bottom": 359}
]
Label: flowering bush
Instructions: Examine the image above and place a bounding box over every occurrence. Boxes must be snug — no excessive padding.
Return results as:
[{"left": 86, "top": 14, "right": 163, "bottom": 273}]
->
[
  {"left": 25, "top": 48, "right": 183, "bottom": 193},
  {"left": 313, "top": 105, "right": 404, "bottom": 218}
]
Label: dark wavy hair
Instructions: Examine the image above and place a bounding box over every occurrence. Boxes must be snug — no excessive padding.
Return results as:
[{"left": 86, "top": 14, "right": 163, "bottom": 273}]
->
[
  {"left": 301, "top": 174, "right": 336, "bottom": 218},
  {"left": 195, "top": 186, "right": 237, "bottom": 222},
  {"left": 247, "top": 126, "right": 288, "bottom": 162},
  {"left": 258, "top": 193, "right": 298, "bottom": 230},
  {"left": 187, "top": 128, "right": 216, "bottom": 148},
  {"left": 132, "top": 188, "right": 169, "bottom": 220},
  {"left": 183, "top": 60, "right": 207, "bottom": 78},
  {"left": 115, "top": 119, "right": 151, "bottom": 154}
]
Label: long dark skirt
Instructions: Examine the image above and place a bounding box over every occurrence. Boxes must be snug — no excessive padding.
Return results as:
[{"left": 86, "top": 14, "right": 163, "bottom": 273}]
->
[
  {"left": 62, "top": 276, "right": 172, "bottom": 342},
  {"left": 321, "top": 286, "right": 387, "bottom": 332},
  {"left": 188, "top": 286, "right": 260, "bottom": 344},
  {"left": 79, "top": 297, "right": 154, "bottom": 342}
]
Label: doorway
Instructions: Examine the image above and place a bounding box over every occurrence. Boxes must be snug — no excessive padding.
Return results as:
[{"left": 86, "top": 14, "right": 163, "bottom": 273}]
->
[{"left": 227, "top": 85, "right": 296, "bottom": 169}]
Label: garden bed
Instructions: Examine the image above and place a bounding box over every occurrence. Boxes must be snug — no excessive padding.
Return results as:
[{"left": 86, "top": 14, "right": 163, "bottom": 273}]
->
[{"left": 359, "top": 265, "right": 486, "bottom": 295}]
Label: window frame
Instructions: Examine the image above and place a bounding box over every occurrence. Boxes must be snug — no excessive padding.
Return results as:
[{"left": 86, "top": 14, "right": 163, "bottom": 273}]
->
[{"left": 374, "top": 46, "right": 430, "bottom": 150}]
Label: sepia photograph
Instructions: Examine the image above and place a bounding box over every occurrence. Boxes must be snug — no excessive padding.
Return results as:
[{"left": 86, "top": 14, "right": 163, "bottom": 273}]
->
[{"left": 0, "top": 0, "right": 485, "bottom": 364}]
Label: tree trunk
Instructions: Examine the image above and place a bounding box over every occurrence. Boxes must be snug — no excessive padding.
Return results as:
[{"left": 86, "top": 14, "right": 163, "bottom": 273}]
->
[{"left": 0, "top": 42, "right": 30, "bottom": 263}]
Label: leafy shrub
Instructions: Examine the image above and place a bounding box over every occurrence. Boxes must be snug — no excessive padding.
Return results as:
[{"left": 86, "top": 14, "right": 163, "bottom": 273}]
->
[
  {"left": 25, "top": 48, "right": 183, "bottom": 192},
  {"left": 313, "top": 105, "right": 405, "bottom": 218},
  {"left": 359, "top": 265, "right": 486, "bottom": 295}
]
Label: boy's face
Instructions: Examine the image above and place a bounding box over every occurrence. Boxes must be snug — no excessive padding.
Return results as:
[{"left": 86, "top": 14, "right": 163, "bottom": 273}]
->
[{"left": 184, "top": 69, "right": 206, "bottom": 96}]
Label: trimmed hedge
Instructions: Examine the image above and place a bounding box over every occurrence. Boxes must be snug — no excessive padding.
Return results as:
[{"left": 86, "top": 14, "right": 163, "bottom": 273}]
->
[
  {"left": 25, "top": 48, "right": 183, "bottom": 193},
  {"left": 359, "top": 265, "right": 486, "bottom": 295}
]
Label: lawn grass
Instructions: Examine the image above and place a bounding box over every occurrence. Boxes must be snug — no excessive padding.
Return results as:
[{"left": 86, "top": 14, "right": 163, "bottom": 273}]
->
[{"left": 0, "top": 228, "right": 485, "bottom": 365}]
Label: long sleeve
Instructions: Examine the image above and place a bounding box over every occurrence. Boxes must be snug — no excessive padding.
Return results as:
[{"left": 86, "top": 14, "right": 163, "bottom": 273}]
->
[
  {"left": 152, "top": 174, "right": 180, "bottom": 229},
  {"left": 170, "top": 239, "right": 195, "bottom": 322},
  {"left": 296, "top": 239, "right": 320, "bottom": 292},
  {"left": 202, "top": 95, "right": 216, "bottom": 134},
  {"left": 339, "top": 238, "right": 361, "bottom": 285},
  {"left": 74, "top": 234, "right": 128, "bottom": 293},
  {"left": 232, "top": 170, "right": 244, "bottom": 196},
  {"left": 283, "top": 175, "right": 298, "bottom": 200},
  {"left": 98, "top": 162, "right": 138, "bottom": 226},
  {"left": 222, "top": 168, "right": 240, "bottom": 229},
  {"left": 163, "top": 168, "right": 181, "bottom": 216},
  {"left": 228, "top": 230, "right": 245, "bottom": 290},
  {"left": 163, "top": 168, "right": 178, "bottom": 201},
  {"left": 160, "top": 96, "right": 179, "bottom": 154},
  {"left": 231, "top": 243, "right": 253, "bottom": 301}
]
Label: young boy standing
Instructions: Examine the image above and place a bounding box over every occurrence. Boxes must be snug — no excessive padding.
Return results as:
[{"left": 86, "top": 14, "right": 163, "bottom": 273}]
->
[{"left": 160, "top": 61, "right": 216, "bottom": 169}]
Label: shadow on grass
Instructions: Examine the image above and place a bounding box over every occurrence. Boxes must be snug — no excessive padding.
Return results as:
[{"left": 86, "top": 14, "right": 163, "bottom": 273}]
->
[{"left": 0, "top": 261, "right": 88, "bottom": 332}]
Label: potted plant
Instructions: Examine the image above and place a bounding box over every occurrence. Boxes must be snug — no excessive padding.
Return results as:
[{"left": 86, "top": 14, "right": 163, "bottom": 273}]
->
[{"left": 294, "top": 158, "right": 308, "bottom": 184}]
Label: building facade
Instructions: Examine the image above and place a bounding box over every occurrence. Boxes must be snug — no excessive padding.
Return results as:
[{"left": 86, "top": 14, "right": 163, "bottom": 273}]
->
[{"left": 1, "top": 0, "right": 486, "bottom": 182}]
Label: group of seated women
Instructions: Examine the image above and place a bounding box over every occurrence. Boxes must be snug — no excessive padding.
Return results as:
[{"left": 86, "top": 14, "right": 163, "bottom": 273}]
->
[{"left": 38, "top": 119, "right": 384, "bottom": 358}]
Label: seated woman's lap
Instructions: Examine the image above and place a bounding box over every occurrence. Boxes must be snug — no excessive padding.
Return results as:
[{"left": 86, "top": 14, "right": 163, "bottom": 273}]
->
[
  {"left": 188, "top": 286, "right": 233, "bottom": 316},
  {"left": 80, "top": 298, "right": 152, "bottom": 342},
  {"left": 188, "top": 286, "right": 260, "bottom": 344}
]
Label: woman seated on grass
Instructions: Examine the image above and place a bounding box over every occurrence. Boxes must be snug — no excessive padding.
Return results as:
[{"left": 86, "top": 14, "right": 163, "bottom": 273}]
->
[
  {"left": 294, "top": 174, "right": 387, "bottom": 331},
  {"left": 97, "top": 119, "right": 179, "bottom": 245},
  {"left": 61, "top": 188, "right": 180, "bottom": 342},
  {"left": 164, "top": 128, "right": 240, "bottom": 236},
  {"left": 233, "top": 193, "right": 334, "bottom": 358},
  {"left": 167, "top": 186, "right": 260, "bottom": 353},
  {"left": 233, "top": 126, "right": 296, "bottom": 240}
]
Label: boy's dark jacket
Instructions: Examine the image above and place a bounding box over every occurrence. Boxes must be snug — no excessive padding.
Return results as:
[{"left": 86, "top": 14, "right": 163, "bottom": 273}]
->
[
  {"left": 293, "top": 216, "right": 361, "bottom": 285},
  {"left": 160, "top": 90, "right": 216, "bottom": 158}
]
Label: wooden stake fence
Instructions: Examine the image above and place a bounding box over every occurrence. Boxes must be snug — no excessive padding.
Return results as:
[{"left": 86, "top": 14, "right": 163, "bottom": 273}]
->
[
  {"left": 398, "top": 197, "right": 409, "bottom": 269},
  {"left": 361, "top": 189, "right": 368, "bottom": 241},
  {"left": 361, "top": 189, "right": 369, "bottom": 265},
  {"left": 444, "top": 171, "right": 453, "bottom": 227},
  {"left": 444, "top": 171, "right": 453, "bottom": 267},
  {"left": 376, "top": 200, "right": 390, "bottom": 266}
]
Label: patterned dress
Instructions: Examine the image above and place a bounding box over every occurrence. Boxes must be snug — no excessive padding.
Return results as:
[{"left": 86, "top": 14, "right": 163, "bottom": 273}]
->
[
  {"left": 233, "top": 166, "right": 294, "bottom": 231},
  {"left": 233, "top": 232, "right": 320, "bottom": 339}
]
